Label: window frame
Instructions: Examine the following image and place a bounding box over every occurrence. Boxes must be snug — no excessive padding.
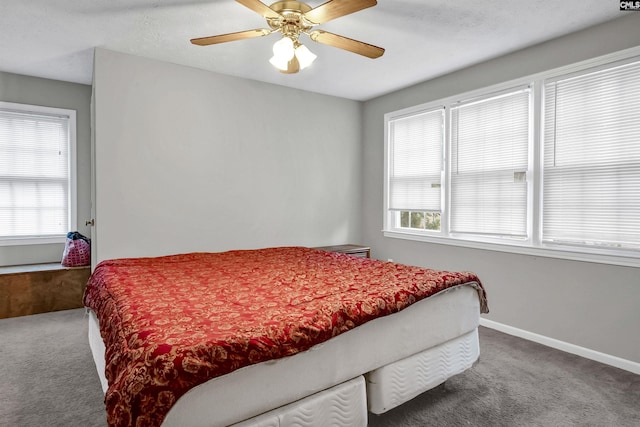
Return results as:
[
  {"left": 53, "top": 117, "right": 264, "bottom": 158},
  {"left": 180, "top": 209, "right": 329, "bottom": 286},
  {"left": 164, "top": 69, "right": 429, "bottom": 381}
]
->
[
  {"left": 386, "top": 105, "right": 446, "bottom": 234},
  {"left": 383, "top": 46, "right": 640, "bottom": 268},
  {"left": 448, "top": 85, "right": 533, "bottom": 240},
  {"left": 0, "top": 101, "right": 77, "bottom": 247}
]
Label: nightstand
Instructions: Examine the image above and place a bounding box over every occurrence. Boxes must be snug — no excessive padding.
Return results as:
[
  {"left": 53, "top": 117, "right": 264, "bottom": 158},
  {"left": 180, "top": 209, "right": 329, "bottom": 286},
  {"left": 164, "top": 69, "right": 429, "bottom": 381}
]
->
[{"left": 313, "top": 244, "right": 371, "bottom": 258}]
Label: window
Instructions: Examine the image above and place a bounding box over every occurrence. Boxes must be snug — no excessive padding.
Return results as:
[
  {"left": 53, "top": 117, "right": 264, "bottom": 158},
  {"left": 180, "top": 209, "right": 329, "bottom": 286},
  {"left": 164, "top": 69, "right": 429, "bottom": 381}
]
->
[
  {"left": 384, "top": 51, "right": 640, "bottom": 267},
  {"left": 387, "top": 108, "right": 444, "bottom": 232},
  {"left": 0, "top": 101, "right": 76, "bottom": 245},
  {"left": 450, "top": 88, "right": 531, "bottom": 239},
  {"left": 542, "top": 60, "right": 640, "bottom": 251}
]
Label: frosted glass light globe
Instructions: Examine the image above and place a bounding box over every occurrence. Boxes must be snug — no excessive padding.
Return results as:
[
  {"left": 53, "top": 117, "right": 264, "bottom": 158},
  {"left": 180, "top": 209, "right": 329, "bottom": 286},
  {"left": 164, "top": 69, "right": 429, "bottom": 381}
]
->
[{"left": 272, "top": 37, "right": 295, "bottom": 61}]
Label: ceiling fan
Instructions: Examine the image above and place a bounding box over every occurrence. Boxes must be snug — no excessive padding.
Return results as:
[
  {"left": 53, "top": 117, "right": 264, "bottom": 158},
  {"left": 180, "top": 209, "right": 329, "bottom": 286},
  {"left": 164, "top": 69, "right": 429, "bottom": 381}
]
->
[{"left": 190, "top": 0, "right": 385, "bottom": 74}]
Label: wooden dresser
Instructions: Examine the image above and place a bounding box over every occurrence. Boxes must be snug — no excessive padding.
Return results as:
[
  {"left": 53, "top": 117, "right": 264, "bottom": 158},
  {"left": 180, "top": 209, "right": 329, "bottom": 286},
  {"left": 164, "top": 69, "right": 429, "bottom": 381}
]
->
[{"left": 313, "top": 244, "right": 371, "bottom": 258}]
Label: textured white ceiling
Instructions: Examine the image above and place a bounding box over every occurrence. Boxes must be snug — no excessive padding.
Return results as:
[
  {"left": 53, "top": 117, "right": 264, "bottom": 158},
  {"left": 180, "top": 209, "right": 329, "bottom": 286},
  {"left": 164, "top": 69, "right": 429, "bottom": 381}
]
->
[{"left": 0, "top": 0, "right": 623, "bottom": 100}]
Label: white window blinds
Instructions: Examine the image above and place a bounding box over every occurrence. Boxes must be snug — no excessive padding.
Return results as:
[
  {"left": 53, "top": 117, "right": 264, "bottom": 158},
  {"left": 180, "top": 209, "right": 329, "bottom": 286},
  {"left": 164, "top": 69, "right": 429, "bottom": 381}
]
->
[
  {"left": 0, "top": 106, "right": 71, "bottom": 239},
  {"left": 388, "top": 108, "right": 443, "bottom": 212},
  {"left": 450, "top": 88, "right": 531, "bottom": 238},
  {"left": 543, "top": 59, "right": 640, "bottom": 250}
]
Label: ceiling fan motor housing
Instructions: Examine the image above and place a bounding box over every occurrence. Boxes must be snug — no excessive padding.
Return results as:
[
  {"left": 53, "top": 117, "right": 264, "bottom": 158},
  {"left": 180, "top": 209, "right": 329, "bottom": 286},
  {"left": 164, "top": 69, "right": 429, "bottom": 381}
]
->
[{"left": 267, "top": 1, "right": 316, "bottom": 40}]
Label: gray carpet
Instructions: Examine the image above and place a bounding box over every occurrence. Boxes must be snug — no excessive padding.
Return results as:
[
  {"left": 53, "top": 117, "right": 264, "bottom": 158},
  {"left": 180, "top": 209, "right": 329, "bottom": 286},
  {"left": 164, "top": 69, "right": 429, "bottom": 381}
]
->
[{"left": 0, "top": 309, "right": 638, "bottom": 427}]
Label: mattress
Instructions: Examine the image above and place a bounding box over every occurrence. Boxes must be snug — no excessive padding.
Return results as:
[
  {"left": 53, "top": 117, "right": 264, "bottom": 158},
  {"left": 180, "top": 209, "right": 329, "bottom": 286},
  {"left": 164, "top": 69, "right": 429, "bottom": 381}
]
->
[{"left": 89, "top": 284, "right": 480, "bottom": 426}]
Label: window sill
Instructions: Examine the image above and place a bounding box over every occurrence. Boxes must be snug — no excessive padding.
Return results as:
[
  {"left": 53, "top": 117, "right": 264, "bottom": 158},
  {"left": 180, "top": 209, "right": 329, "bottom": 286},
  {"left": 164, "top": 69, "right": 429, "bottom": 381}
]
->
[
  {"left": 383, "top": 230, "right": 640, "bottom": 268},
  {"left": 0, "top": 236, "right": 66, "bottom": 247},
  {"left": 0, "top": 263, "right": 89, "bottom": 276}
]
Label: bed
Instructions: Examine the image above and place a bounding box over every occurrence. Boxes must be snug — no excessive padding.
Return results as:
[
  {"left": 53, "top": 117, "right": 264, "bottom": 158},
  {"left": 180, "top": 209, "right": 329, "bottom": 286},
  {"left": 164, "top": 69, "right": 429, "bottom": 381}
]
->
[{"left": 84, "top": 246, "right": 488, "bottom": 427}]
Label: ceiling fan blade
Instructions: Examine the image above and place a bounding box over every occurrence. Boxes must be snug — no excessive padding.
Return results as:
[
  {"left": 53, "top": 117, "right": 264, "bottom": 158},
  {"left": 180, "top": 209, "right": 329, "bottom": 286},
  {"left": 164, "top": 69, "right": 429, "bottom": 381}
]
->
[
  {"left": 191, "top": 29, "right": 272, "bottom": 46},
  {"left": 309, "top": 30, "right": 384, "bottom": 59},
  {"left": 236, "top": 0, "right": 282, "bottom": 19},
  {"left": 304, "top": 0, "right": 377, "bottom": 24}
]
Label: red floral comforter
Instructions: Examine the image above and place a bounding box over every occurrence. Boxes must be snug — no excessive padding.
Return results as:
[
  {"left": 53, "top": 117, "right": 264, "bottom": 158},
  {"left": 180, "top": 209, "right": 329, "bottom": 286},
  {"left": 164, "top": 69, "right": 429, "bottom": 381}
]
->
[{"left": 83, "top": 247, "right": 488, "bottom": 427}]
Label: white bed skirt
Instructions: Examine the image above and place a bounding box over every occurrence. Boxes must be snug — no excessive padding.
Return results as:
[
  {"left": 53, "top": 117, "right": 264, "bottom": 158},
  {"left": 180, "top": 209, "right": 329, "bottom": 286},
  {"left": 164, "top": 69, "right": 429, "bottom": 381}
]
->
[
  {"left": 88, "top": 284, "right": 481, "bottom": 426},
  {"left": 366, "top": 328, "right": 480, "bottom": 414},
  {"left": 231, "top": 376, "right": 367, "bottom": 427}
]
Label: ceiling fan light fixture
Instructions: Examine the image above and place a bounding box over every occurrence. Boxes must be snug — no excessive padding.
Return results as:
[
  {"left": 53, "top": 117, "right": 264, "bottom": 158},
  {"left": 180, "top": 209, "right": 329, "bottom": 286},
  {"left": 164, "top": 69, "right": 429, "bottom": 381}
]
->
[
  {"left": 269, "top": 55, "right": 290, "bottom": 71},
  {"left": 295, "top": 44, "right": 316, "bottom": 70},
  {"left": 272, "top": 36, "right": 295, "bottom": 61},
  {"left": 281, "top": 55, "right": 300, "bottom": 74}
]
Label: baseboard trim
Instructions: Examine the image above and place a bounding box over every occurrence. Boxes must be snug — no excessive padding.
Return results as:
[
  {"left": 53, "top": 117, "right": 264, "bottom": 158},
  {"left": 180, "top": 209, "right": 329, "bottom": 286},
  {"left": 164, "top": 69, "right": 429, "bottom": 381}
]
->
[{"left": 479, "top": 318, "right": 640, "bottom": 375}]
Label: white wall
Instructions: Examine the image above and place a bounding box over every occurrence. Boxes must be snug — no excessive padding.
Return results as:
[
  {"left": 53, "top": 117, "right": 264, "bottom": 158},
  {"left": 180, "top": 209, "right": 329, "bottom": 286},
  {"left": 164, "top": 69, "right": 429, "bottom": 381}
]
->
[
  {"left": 0, "top": 71, "right": 92, "bottom": 266},
  {"left": 92, "top": 49, "right": 362, "bottom": 263},
  {"left": 362, "top": 14, "right": 640, "bottom": 364}
]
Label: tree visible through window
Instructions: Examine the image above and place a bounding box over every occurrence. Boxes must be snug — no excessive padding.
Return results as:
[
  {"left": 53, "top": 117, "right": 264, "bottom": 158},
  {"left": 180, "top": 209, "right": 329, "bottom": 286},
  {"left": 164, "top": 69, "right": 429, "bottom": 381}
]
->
[{"left": 400, "top": 211, "right": 441, "bottom": 231}]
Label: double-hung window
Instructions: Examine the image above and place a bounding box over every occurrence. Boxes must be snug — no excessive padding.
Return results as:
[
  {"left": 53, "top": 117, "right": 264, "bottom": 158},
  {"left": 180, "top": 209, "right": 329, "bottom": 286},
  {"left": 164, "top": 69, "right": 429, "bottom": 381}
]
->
[
  {"left": 0, "top": 101, "right": 76, "bottom": 245},
  {"left": 384, "top": 50, "right": 640, "bottom": 266},
  {"left": 542, "top": 59, "right": 640, "bottom": 252},
  {"left": 450, "top": 88, "right": 531, "bottom": 240},
  {"left": 387, "top": 107, "right": 444, "bottom": 232}
]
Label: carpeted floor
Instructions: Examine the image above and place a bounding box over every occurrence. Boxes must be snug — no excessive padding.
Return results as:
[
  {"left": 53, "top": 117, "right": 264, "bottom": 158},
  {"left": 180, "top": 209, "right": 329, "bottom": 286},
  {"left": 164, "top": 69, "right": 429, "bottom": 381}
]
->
[
  {"left": 0, "top": 309, "right": 638, "bottom": 427},
  {"left": 0, "top": 309, "right": 104, "bottom": 427}
]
